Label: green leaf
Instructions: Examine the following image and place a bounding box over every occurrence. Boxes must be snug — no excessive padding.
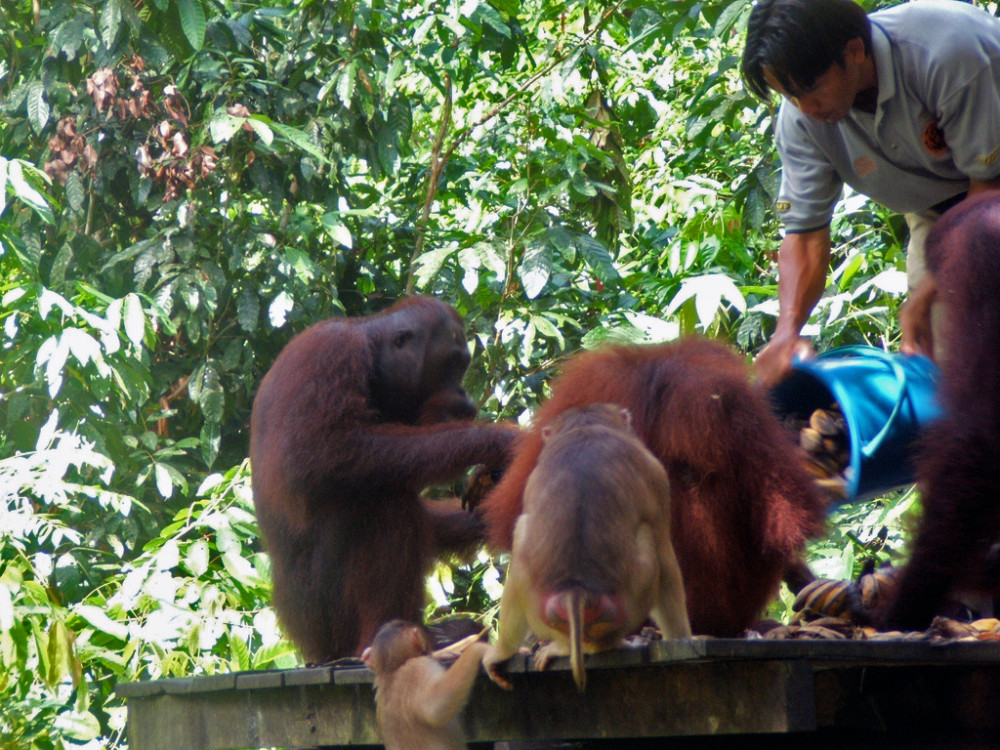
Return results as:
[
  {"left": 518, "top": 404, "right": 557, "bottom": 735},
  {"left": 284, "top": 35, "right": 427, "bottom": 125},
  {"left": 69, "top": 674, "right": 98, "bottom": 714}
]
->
[
  {"left": 321, "top": 214, "right": 353, "bottom": 249},
  {"left": 237, "top": 288, "right": 259, "bottom": 332},
  {"left": 621, "top": 311, "right": 681, "bottom": 344},
  {"left": 251, "top": 640, "right": 298, "bottom": 669},
  {"left": 53, "top": 710, "right": 101, "bottom": 741},
  {"left": 476, "top": 3, "right": 511, "bottom": 37},
  {"left": 387, "top": 95, "right": 413, "bottom": 148},
  {"left": 7, "top": 159, "right": 53, "bottom": 223},
  {"left": 154, "top": 463, "right": 174, "bottom": 499},
  {"left": 531, "top": 313, "right": 560, "bottom": 339},
  {"left": 190, "top": 361, "right": 225, "bottom": 422},
  {"left": 178, "top": 0, "right": 207, "bottom": 50},
  {"left": 837, "top": 252, "right": 865, "bottom": 291},
  {"left": 123, "top": 293, "right": 146, "bottom": 348},
  {"left": 246, "top": 116, "right": 274, "bottom": 146},
  {"left": 412, "top": 247, "right": 454, "bottom": 288},
  {"left": 282, "top": 246, "right": 319, "bottom": 281},
  {"left": 65, "top": 171, "right": 86, "bottom": 213},
  {"left": 75, "top": 604, "right": 129, "bottom": 641},
  {"left": 26, "top": 82, "right": 50, "bottom": 134},
  {"left": 265, "top": 120, "right": 330, "bottom": 164},
  {"left": 100, "top": 0, "right": 122, "bottom": 49},
  {"left": 46, "top": 619, "right": 81, "bottom": 688},
  {"left": 200, "top": 418, "right": 221, "bottom": 468},
  {"left": 575, "top": 233, "right": 619, "bottom": 283},
  {"left": 52, "top": 14, "right": 88, "bottom": 58},
  {"left": 0, "top": 158, "right": 8, "bottom": 217},
  {"left": 335, "top": 62, "right": 356, "bottom": 107},
  {"left": 268, "top": 291, "right": 294, "bottom": 328},
  {"left": 0, "top": 583, "right": 13, "bottom": 632},
  {"left": 665, "top": 273, "right": 747, "bottom": 331},
  {"left": 230, "top": 632, "right": 251, "bottom": 671},
  {"left": 185, "top": 539, "right": 210, "bottom": 577},
  {"left": 208, "top": 111, "right": 245, "bottom": 143},
  {"left": 713, "top": 0, "right": 750, "bottom": 36},
  {"left": 519, "top": 242, "right": 551, "bottom": 299},
  {"left": 222, "top": 547, "right": 256, "bottom": 585},
  {"left": 377, "top": 128, "right": 400, "bottom": 175}
]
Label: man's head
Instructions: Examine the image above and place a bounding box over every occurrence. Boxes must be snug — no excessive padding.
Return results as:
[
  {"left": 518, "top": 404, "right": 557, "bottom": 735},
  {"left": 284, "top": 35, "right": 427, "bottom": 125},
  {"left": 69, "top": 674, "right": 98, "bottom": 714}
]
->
[{"left": 741, "top": 0, "right": 872, "bottom": 118}]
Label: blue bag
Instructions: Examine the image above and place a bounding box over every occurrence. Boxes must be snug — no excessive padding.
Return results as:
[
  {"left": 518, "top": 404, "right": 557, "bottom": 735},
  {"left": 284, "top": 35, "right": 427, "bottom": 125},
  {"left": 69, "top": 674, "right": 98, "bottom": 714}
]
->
[{"left": 769, "top": 345, "right": 943, "bottom": 501}]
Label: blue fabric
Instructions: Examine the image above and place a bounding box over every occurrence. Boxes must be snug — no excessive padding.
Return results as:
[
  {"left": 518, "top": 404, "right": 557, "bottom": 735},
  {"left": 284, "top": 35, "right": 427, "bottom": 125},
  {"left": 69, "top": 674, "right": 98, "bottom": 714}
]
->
[{"left": 770, "top": 346, "right": 942, "bottom": 501}]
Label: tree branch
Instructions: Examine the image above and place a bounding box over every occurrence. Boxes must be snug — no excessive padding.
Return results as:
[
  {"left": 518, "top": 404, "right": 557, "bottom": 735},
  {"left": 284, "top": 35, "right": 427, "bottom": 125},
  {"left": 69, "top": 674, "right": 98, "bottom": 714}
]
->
[{"left": 404, "top": 1, "right": 625, "bottom": 293}]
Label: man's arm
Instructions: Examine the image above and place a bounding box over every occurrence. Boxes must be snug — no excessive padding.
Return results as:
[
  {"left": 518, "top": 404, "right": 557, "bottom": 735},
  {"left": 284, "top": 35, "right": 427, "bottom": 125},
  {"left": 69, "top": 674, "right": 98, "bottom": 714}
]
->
[
  {"left": 754, "top": 226, "right": 832, "bottom": 388},
  {"left": 900, "top": 182, "right": 1000, "bottom": 358}
]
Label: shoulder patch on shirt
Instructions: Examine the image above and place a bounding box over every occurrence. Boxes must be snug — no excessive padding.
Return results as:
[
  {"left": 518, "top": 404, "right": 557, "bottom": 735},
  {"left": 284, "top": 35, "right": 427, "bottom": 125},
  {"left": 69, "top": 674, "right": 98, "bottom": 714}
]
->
[
  {"left": 776, "top": 201, "right": 792, "bottom": 213},
  {"left": 854, "top": 157, "right": 876, "bottom": 177},
  {"left": 921, "top": 119, "right": 948, "bottom": 156},
  {"left": 977, "top": 148, "right": 1000, "bottom": 168}
]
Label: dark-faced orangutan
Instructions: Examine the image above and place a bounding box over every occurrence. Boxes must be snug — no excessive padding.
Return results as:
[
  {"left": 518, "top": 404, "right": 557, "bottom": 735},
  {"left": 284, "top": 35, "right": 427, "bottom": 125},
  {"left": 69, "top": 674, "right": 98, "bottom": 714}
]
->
[
  {"left": 885, "top": 192, "right": 1000, "bottom": 630},
  {"left": 250, "top": 296, "right": 518, "bottom": 663},
  {"left": 480, "top": 337, "right": 828, "bottom": 637}
]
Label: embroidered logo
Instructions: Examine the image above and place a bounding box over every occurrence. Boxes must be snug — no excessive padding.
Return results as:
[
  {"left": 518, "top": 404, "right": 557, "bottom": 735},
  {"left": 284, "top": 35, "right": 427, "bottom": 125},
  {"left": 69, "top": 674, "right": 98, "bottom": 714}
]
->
[
  {"left": 776, "top": 201, "right": 792, "bottom": 212},
  {"left": 977, "top": 148, "right": 1000, "bottom": 167},
  {"left": 921, "top": 118, "right": 948, "bottom": 156},
  {"left": 854, "top": 156, "right": 876, "bottom": 177}
]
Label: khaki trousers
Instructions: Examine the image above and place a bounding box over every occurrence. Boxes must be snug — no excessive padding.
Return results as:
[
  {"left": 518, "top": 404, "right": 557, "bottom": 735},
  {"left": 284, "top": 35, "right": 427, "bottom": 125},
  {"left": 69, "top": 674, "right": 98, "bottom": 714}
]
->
[{"left": 904, "top": 209, "right": 947, "bottom": 362}]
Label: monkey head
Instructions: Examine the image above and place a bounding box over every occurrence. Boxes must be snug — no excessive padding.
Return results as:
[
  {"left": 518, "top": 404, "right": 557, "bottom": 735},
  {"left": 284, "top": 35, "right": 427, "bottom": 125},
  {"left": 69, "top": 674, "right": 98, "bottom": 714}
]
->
[{"left": 363, "top": 619, "right": 434, "bottom": 677}]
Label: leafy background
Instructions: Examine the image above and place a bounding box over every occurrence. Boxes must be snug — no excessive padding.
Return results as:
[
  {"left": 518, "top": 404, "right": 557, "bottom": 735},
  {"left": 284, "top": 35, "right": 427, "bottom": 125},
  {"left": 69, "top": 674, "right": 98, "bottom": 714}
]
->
[{"left": 0, "top": 0, "right": 917, "bottom": 746}]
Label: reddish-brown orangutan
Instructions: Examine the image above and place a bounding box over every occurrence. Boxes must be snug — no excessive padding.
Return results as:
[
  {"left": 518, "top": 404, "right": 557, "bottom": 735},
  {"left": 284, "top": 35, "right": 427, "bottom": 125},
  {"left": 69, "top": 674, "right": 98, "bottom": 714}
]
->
[
  {"left": 362, "top": 620, "right": 487, "bottom": 750},
  {"left": 884, "top": 192, "right": 1000, "bottom": 630},
  {"left": 483, "top": 404, "right": 690, "bottom": 692},
  {"left": 250, "top": 296, "right": 518, "bottom": 663},
  {"left": 481, "top": 337, "right": 828, "bottom": 637}
]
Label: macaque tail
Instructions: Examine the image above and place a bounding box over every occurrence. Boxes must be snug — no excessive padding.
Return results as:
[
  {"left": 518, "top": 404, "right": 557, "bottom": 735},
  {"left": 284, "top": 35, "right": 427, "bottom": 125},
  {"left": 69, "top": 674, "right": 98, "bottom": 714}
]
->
[
  {"left": 566, "top": 589, "right": 586, "bottom": 693},
  {"left": 544, "top": 588, "right": 626, "bottom": 692}
]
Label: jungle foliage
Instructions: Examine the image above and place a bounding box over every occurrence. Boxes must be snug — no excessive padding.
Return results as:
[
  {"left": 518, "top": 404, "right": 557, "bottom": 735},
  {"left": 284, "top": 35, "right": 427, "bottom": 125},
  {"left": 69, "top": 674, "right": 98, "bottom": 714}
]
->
[{"left": 0, "top": 0, "right": 912, "bottom": 746}]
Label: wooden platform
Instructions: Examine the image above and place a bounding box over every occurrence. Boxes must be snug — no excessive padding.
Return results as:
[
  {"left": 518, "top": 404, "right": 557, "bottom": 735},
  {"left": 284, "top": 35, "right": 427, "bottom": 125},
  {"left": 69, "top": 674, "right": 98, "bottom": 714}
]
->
[{"left": 117, "top": 637, "right": 1000, "bottom": 749}]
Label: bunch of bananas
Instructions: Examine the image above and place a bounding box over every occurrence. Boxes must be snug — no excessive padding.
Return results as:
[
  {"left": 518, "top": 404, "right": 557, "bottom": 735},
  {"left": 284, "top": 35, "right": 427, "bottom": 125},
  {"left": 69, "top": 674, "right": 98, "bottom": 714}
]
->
[{"left": 786, "top": 403, "right": 851, "bottom": 500}]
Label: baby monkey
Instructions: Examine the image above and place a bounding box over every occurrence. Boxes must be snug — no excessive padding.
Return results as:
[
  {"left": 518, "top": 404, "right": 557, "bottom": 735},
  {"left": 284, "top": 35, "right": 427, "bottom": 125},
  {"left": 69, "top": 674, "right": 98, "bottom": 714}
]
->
[
  {"left": 363, "top": 619, "right": 487, "bottom": 750},
  {"left": 483, "top": 403, "right": 691, "bottom": 691}
]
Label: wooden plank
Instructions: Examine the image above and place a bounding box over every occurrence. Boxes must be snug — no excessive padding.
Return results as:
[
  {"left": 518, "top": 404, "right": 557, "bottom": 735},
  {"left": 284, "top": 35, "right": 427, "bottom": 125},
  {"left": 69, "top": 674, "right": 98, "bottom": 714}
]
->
[
  {"left": 126, "top": 683, "right": 380, "bottom": 749},
  {"left": 465, "top": 659, "right": 815, "bottom": 742},
  {"left": 119, "top": 639, "right": 1000, "bottom": 750}
]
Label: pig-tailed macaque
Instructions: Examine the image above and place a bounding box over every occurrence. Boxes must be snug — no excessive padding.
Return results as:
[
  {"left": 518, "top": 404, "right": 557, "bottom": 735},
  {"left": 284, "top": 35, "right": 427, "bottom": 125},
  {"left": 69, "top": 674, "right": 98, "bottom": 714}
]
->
[
  {"left": 363, "top": 620, "right": 487, "bottom": 750},
  {"left": 483, "top": 404, "right": 691, "bottom": 692}
]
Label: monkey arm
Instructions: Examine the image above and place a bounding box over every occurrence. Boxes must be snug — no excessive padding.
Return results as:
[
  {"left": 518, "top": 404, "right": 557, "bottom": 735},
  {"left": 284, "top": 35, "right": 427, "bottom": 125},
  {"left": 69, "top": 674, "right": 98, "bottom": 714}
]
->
[
  {"left": 329, "top": 421, "right": 520, "bottom": 492},
  {"left": 483, "top": 515, "right": 534, "bottom": 690},
  {"left": 422, "top": 499, "right": 486, "bottom": 556},
  {"left": 415, "top": 642, "right": 488, "bottom": 728},
  {"left": 278, "top": 420, "right": 519, "bottom": 498},
  {"left": 649, "top": 525, "right": 692, "bottom": 639}
]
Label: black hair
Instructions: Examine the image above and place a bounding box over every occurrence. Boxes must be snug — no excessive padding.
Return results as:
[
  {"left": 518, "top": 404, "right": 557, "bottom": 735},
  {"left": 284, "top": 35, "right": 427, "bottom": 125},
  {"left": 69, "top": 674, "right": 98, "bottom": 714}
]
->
[{"left": 741, "top": 0, "right": 872, "bottom": 101}]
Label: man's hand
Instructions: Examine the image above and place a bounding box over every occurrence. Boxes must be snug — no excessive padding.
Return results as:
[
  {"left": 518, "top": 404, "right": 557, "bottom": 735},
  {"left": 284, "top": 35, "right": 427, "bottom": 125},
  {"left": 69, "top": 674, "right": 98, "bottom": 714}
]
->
[
  {"left": 899, "top": 276, "right": 937, "bottom": 358},
  {"left": 753, "top": 228, "right": 831, "bottom": 389},
  {"left": 753, "top": 330, "right": 815, "bottom": 390}
]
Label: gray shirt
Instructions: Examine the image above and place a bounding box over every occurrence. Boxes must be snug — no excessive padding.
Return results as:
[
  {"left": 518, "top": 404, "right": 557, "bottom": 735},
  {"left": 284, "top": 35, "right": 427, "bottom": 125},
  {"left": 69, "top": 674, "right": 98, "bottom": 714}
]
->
[{"left": 775, "top": 0, "right": 1000, "bottom": 232}]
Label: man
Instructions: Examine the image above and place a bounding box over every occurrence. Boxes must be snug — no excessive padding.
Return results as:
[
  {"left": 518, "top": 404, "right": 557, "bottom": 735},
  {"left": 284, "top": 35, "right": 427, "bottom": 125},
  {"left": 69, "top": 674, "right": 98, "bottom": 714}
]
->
[{"left": 741, "top": 0, "right": 1000, "bottom": 386}]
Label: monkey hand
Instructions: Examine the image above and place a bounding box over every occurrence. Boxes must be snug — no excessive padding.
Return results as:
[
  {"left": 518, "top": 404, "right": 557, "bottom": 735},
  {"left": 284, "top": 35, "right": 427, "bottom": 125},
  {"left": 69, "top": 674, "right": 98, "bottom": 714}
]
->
[
  {"left": 462, "top": 464, "right": 505, "bottom": 511},
  {"left": 532, "top": 640, "right": 570, "bottom": 672},
  {"left": 481, "top": 645, "right": 515, "bottom": 690}
]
